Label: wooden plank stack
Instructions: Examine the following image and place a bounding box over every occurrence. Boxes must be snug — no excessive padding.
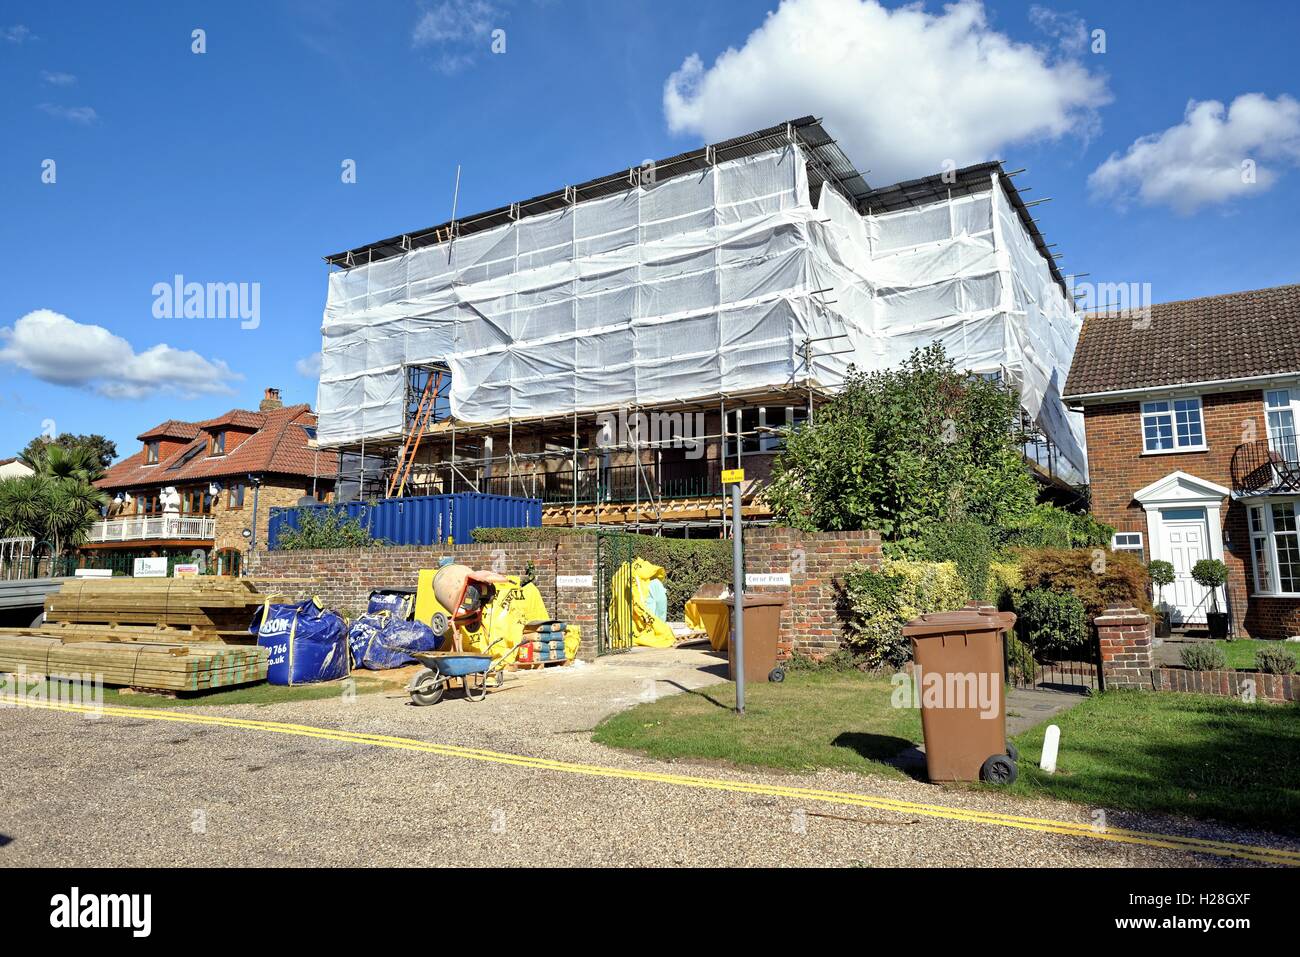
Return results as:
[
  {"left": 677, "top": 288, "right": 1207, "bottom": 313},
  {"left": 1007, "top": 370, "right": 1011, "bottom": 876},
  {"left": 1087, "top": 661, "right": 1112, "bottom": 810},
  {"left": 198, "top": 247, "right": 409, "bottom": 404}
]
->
[{"left": 0, "top": 578, "right": 272, "bottom": 692}]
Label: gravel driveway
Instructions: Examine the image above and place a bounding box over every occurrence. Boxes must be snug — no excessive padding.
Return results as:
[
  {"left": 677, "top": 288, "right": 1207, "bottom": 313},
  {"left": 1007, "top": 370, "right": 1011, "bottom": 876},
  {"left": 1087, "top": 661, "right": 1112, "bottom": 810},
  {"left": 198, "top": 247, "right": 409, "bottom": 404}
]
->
[{"left": 2, "top": 648, "right": 1295, "bottom": 867}]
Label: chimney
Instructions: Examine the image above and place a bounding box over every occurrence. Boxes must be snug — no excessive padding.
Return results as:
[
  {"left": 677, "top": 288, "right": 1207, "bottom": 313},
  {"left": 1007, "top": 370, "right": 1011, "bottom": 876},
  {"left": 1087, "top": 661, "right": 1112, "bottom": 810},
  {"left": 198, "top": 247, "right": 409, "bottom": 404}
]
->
[{"left": 260, "top": 387, "right": 283, "bottom": 412}]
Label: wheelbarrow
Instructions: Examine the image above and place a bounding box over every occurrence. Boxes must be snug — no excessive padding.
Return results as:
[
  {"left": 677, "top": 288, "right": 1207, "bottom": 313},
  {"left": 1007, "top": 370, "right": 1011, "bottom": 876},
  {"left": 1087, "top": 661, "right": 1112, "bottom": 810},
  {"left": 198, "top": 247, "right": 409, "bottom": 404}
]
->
[{"left": 407, "top": 635, "right": 518, "bottom": 706}]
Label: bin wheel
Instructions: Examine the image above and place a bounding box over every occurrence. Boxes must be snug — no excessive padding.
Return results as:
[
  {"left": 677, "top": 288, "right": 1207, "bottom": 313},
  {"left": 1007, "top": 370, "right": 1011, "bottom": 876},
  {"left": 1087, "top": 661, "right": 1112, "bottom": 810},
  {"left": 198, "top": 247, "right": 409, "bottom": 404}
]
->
[
  {"left": 465, "top": 673, "right": 489, "bottom": 703},
  {"left": 409, "top": 669, "right": 445, "bottom": 707},
  {"left": 1005, "top": 742, "right": 1019, "bottom": 762},
  {"left": 980, "top": 754, "right": 1018, "bottom": 785},
  {"left": 769, "top": 667, "right": 786, "bottom": 683}
]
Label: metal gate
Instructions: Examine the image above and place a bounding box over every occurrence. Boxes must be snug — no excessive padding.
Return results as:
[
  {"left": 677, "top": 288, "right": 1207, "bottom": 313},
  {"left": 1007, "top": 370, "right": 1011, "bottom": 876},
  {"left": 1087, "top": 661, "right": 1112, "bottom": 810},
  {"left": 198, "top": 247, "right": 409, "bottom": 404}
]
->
[
  {"left": 596, "top": 533, "right": 638, "bottom": 655},
  {"left": 1003, "top": 624, "right": 1103, "bottom": 694}
]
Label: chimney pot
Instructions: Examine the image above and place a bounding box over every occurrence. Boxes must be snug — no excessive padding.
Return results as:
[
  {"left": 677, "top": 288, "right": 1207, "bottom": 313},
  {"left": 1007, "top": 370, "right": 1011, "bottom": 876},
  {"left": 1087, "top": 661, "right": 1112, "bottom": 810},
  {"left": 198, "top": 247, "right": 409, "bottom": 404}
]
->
[{"left": 259, "top": 387, "right": 283, "bottom": 412}]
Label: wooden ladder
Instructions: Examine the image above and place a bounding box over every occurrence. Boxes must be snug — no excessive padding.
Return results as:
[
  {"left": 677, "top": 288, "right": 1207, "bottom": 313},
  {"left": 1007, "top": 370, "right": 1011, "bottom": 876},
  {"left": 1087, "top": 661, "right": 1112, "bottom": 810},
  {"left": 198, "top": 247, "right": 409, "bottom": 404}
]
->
[{"left": 387, "top": 369, "right": 443, "bottom": 498}]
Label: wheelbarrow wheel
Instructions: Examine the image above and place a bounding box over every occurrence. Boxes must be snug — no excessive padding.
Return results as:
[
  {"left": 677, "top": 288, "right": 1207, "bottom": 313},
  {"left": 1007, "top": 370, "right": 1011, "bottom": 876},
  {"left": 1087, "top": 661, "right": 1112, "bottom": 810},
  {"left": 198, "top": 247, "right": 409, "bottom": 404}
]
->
[
  {"left": 409, "top": 669, "right": 445, "bottom": 707},
  {"left": 980, "top": 753, "right": 1018, "bottom": 785},
  {"left": 464, "top": 673, "right": 489, "bottom": 703}
]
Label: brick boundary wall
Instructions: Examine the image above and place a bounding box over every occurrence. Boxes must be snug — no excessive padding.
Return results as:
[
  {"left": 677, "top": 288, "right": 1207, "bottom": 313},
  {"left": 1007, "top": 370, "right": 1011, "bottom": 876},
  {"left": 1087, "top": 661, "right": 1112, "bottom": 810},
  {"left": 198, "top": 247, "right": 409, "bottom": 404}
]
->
[
  {"left": 1150, "top": 667, "right": 1299, "bottom": 703},
  {"left": 246, "top": 527, "right": 884, "bottom": 662},
  {"left": 1095, "top": 605, "right": 1299, "bottom": 702}
]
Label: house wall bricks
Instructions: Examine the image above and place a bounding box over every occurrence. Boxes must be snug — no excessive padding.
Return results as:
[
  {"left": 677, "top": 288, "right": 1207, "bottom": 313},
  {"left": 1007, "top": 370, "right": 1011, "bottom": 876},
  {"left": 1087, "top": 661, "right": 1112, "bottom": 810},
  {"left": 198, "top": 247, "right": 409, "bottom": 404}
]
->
[
  {"left": 245, "top": 527, "right": 883, "bottom": 662},
  {"left": 1083, "top": 389, "right": 1300, "bottom": 639}
]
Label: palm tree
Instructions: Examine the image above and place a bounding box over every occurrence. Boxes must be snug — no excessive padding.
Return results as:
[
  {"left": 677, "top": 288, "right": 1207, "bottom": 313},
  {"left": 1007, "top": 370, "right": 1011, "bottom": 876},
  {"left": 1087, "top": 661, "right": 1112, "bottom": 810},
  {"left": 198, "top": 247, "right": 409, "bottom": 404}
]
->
[{"left": 0, "top": 448, "right": 108, "bottom": 556}]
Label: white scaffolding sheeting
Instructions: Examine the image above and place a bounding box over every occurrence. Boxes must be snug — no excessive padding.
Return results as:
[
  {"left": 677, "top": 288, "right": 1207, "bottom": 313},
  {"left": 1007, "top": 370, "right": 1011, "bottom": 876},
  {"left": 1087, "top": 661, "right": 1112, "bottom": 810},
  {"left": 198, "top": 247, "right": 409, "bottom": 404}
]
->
[{"left": 317, "top": 144, "right": 1086, "bottom": 483}]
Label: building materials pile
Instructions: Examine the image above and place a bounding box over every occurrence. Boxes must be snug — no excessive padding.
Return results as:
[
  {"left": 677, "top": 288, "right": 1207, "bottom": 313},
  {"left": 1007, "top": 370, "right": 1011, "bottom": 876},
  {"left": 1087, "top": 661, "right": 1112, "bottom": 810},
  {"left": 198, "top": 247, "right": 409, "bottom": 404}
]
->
[{"left": 0, "top": 578, "right": 270, "bottom": 692}]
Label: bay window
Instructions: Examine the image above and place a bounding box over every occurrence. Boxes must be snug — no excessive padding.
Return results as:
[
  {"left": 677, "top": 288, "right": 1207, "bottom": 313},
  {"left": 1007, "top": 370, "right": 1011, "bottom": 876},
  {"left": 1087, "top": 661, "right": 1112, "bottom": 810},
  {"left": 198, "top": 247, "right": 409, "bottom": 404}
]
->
[
  {"left": 1248, "top": 501, "right": 1300, "bottom": 595},
  {"left": 1141, "top": 397, "right": 1205, "bottom": 452}
]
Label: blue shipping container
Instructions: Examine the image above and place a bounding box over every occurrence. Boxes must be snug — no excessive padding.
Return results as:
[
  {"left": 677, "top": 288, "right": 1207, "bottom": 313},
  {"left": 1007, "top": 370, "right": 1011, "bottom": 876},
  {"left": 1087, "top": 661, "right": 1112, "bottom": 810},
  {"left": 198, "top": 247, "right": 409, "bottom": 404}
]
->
[{"left": 267, "top": 493, "right": 541, "bottom": 549}]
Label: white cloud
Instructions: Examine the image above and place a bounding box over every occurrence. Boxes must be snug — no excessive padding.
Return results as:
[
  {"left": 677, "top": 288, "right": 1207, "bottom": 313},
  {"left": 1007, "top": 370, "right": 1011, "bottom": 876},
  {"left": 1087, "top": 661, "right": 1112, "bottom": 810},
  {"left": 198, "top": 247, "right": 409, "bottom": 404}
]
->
[
  {"left": 1027, "top": 5, "right": 1088, "bottom": 57},
  {"left": 662, "top": 0, "right": 1110, "bottom": 185},
  {"left": 2, "top": 24, "right": 31, "bottom": 43},
  {"left": 0, "top": 309, "right": 241, "bottom": 400},
  {"left": 41, "top": 70, "right": 76, "bottom": 86},
  {"left": 295, "top": 351, "right": 322, "bottom": 379},
  {"left": 412, "top": 0, "right": 501, "bottom": 74},
  {"left": 37, "top": 103, "right": 98, "bottom": 125},
  {"left": 1089, "top": 93, "right": 1300, "bottom": 215}
]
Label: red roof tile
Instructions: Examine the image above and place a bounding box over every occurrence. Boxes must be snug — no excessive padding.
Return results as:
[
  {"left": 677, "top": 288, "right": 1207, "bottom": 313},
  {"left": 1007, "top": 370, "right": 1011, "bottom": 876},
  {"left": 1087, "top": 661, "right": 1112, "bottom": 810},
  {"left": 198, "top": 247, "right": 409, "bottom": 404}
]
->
[{"left": 100, "top": 404, "right": 337, "bottom": 491}]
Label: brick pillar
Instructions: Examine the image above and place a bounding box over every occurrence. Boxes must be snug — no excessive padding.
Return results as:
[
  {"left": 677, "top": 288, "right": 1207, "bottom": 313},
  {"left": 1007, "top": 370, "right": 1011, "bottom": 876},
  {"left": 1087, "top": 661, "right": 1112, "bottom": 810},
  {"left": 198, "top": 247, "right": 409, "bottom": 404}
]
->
[{"left": 1095, "top": 605, "right": 1154, "bottom": 690}]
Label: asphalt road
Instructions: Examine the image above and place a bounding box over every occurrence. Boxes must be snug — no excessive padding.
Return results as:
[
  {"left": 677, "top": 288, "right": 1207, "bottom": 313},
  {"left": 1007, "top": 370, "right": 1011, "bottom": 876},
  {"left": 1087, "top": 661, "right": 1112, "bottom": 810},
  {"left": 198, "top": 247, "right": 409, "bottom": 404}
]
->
[{"left": 2, "top": 649, "right": 1296, "bottom": 868}]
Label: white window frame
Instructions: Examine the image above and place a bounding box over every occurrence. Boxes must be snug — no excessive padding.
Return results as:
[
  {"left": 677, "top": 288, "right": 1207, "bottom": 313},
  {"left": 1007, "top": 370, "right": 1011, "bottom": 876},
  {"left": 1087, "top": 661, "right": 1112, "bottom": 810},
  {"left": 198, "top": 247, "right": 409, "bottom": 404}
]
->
[
  {"left": 1247, "top": 500, "right": 1300, "bottom": 598},
  {"left": 1264, "top": 388, "right": 1299, "bottom": 464},
  {"left": 1141, "top": 397, "right": 1207, "bottom": 454},
  {"left": 1111, "top": 532, "right": 1145, "bottom": 563}
]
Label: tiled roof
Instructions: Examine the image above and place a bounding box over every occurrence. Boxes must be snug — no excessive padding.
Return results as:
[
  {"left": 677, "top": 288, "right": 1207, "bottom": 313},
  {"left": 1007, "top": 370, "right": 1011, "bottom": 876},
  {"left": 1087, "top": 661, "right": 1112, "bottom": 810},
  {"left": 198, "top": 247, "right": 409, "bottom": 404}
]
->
[
  {"left": 1064, "top": 283, "right": 1300, "bottom": 399},
  {"left": 137, "top": 420, "right": 202, "bottom": 441},
  {"left": 99, "top": 404, "right": 337, "bottom": 491}
]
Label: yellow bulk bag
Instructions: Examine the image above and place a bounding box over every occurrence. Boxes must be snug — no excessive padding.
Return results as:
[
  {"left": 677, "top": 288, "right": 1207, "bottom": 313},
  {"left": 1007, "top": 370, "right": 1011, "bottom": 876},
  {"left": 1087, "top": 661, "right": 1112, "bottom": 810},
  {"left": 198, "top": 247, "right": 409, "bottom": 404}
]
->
[
  {"left": 686, "top": 597, "right": 732, "bottom": 653},
  {"left": 564, "top": 623, "right": 582, "bottom": 661},
  {"left": 608, "top": 558, "right": 676, "bottom": 648},
  {"left": 459, "top": 577, "right": 551, "bottom": 666}
]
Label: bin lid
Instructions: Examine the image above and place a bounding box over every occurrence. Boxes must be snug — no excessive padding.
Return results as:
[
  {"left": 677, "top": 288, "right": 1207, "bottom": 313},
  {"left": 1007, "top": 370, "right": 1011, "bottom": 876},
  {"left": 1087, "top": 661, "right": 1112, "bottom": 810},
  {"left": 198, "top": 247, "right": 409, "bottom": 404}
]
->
[
  {"left": 902, "top": 609, "right": 1014, "bottom": 639},
  {"left": 690, "top": 594, "right": 786, "bottom": 608}
]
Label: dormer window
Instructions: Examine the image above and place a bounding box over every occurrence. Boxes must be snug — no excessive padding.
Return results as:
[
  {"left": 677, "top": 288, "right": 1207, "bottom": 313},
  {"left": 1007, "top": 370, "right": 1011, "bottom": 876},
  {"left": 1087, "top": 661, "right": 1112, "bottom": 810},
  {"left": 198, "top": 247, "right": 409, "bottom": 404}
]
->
[
  {"left": 146, "top": 441, "right": 160, "bottom": 465},
  {"left": 210, "top": 431, "right": 227, "bottom": 456}
]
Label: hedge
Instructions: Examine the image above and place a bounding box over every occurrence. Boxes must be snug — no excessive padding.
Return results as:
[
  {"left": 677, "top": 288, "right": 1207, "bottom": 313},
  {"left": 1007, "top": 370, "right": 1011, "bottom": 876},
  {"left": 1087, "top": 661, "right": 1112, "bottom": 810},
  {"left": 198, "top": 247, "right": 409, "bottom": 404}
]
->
[
  {"left": 841, "top": 558, "right": 968, "bottom": 669},
  {"left": 1015, "top": 547, "right": 1152, "bottom": 619}
]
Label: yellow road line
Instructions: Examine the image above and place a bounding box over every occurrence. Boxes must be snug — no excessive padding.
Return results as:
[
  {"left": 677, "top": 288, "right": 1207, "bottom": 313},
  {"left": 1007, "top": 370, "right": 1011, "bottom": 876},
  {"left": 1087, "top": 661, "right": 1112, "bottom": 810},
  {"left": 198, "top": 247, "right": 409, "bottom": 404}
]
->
[{"left": 14, "top": 699, "right": 1298, "bottom": 866}]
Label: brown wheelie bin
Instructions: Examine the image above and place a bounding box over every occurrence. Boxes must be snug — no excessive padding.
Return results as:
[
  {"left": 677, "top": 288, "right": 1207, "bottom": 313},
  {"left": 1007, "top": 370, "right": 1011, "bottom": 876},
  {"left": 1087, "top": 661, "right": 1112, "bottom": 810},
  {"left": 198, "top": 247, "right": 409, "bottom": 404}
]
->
[
  {"left": 727, "top": 595, "right": 788, "bottom": 684},
  {"left": 900, "top": 609, "right": 1018, "bottom": 784}
]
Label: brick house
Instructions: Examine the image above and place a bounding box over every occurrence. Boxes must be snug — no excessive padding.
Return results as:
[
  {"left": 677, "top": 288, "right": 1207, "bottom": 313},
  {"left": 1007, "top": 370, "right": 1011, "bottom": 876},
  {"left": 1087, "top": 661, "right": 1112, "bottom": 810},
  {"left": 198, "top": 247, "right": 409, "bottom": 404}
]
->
[
  {"left": 1064, "top": 284, "right": 1300, "bottom": 639},
  {"left": 89, "top": 389, "right": 337, "bottom": 574}
]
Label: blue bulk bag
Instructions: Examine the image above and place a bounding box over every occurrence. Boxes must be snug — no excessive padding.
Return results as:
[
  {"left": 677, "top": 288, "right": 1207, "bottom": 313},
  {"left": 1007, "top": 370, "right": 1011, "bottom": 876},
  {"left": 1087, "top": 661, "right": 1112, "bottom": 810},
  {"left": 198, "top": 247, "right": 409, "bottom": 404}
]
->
[
  {"left": 250, "top": 598, "right": 349, "bottom": 685},
  {"left": 367, "top": 589, "right": 414, "bottom": 620},
  {"left": 347, "top": 612, "right": 390, "bottom": 668},
  {"left": 356, "top": 618, "right": 442, "bottom": 671}
]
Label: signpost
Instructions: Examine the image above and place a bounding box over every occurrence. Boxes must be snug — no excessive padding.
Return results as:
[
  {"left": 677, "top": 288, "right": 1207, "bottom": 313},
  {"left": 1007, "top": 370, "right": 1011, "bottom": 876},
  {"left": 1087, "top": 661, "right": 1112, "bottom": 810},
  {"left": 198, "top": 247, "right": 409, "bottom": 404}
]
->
[{"left": 722, "top": 468, "right": 745, "bottom": 715}]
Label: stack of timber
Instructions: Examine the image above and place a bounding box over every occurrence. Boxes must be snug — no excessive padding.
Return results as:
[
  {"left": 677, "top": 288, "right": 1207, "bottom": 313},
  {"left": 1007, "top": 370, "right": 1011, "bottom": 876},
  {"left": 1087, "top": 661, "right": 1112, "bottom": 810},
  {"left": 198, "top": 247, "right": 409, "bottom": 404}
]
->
[{"left": 0, "top": 578, "right": 271, "bottom": 692}]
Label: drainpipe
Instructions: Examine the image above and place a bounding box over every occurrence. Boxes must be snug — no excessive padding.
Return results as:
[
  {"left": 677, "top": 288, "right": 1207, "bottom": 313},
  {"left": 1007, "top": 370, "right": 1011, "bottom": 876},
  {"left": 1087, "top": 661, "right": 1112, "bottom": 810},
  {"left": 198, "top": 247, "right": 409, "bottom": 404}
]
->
[{"left": 248, "top": 474, "right": 262, "bottom": 558}]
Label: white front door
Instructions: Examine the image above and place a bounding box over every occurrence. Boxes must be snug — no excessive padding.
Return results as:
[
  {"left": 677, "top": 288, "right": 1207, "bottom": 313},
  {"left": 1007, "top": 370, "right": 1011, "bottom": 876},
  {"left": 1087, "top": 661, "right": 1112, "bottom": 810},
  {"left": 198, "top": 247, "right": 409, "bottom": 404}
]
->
[{"left": 1161, "top": 508, "right": 1212, "bottom": 625}]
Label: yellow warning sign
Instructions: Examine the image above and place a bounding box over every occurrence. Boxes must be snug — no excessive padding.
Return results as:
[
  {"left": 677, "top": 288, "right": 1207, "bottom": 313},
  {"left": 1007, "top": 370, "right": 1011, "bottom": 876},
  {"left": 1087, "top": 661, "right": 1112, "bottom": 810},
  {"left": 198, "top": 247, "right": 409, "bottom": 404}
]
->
[{"left": 721, "top": 468, "right": 745, "bottom": 484}]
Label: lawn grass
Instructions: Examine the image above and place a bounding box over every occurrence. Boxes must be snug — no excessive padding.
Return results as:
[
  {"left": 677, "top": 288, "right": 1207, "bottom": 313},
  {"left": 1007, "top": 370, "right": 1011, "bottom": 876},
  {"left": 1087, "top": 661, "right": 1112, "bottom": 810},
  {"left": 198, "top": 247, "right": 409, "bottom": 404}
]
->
[
  {"left": 594, "top": 668, "right": 1300, "bottom": 832},
  {"left": 593, "top": 671, "right": 921, "bottom": 778},
  {"left": 7, "top": 673, "right": 389, "bottom": 709},
  {"left": 1210, "top": 638, "right": 1299, "bottom": 671},
  {"left": 1009, "top": 690, "right": 1300, "bottom": 833}
]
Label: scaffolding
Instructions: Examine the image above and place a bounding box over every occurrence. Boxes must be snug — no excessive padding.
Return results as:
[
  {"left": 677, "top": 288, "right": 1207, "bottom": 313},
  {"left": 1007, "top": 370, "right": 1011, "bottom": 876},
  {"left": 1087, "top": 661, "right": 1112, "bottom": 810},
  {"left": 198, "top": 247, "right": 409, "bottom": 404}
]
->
[{"left": 317, "top": 117, "right": 1089, "bottom": 516}]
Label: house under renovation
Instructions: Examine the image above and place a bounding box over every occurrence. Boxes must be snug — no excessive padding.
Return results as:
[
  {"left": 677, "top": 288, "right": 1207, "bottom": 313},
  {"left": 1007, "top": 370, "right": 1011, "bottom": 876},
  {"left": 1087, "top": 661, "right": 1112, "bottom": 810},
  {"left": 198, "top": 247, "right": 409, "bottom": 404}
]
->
[{"left": 315, "top": 117, "right": 1085, "bottom": 533}]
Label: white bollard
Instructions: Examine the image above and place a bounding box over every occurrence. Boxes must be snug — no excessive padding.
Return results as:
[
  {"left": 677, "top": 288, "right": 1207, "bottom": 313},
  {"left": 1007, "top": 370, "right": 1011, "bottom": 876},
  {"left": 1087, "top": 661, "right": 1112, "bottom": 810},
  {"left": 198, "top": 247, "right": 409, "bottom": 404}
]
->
[{"left": 1040, "top": 724, "right": 1061, "bottom": 774}]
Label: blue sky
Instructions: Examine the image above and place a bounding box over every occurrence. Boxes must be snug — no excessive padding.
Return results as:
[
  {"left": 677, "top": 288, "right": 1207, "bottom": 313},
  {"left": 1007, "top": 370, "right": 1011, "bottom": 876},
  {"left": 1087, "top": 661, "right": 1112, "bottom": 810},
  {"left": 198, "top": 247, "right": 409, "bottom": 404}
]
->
[{"left": 2, "top": 0, "right": 1298, "bottom": 463}]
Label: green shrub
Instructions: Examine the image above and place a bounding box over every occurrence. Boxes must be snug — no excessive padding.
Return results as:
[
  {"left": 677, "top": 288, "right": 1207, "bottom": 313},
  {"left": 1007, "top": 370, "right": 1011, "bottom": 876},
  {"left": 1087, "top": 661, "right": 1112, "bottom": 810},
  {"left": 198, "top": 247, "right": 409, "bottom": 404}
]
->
[
  {"left": 275, "top": 509, "right": 385, "bottom": 550},
  {"left": 1016, "top": 547, "right": 1152, "bottom": 619},
  {"left": 1256, "top": 644, "right": 1298, "bottom": 675},
  {"left": 1148, "top": 560, "right": 1175, "bottom": 608},
  {"left": 988, "top": 560, "right": 1024, "bottom": 610},
  {"left": 916, "top": 517, "right": 995, "bottom": 602},
  {"left": 841, "top": 558, "right": 967, "bottom": 669},
  {"left": 1000, "top": 503, "right": 1114, "bottom": 549},
  {"left": 1181, "top": 643, "right": 1227, "bottom": 672},
  {"left": 1017, "top": 587, "right": 1089, "bottom": 656}
]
